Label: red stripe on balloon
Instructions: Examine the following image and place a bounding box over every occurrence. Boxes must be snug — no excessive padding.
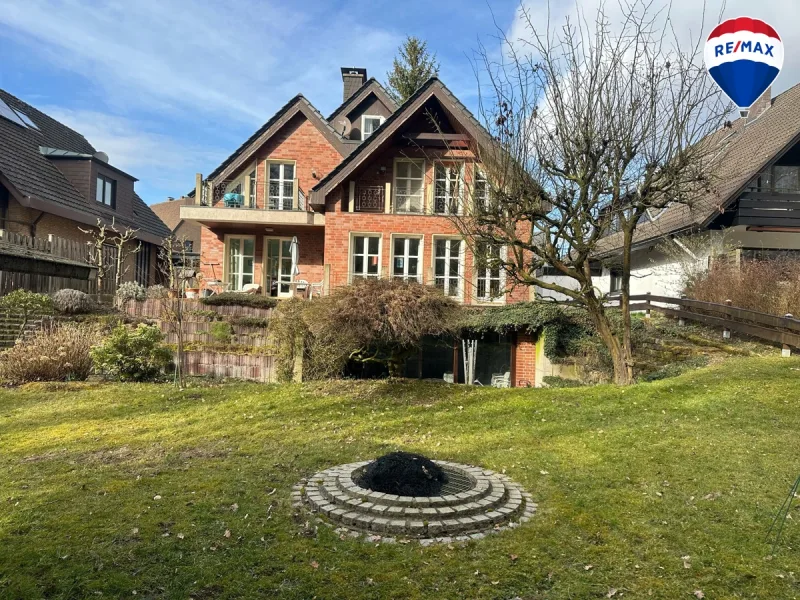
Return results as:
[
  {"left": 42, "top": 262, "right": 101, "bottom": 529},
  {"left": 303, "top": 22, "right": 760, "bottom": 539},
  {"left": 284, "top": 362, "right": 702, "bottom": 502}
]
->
[{"left": 707, "top": 17, "right": 780, "bottom": 41}]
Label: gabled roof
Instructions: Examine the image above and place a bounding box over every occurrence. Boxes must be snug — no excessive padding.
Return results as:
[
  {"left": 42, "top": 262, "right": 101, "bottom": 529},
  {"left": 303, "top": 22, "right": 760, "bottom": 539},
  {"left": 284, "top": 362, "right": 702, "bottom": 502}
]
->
[
  {"left": 326, "top": 77, "right": 398, "bottom": 123},
  {"left": 310, "top": 78, "right": 496, "bottom": 204},
  {"left": 0, "top": 88, "right": 170, "bottom": 243},
  {"left": 201, "top": 95, "right": 351, "bottom": 188},
  {"left": 597, "top": 82, "right": 800, "bottom": 254},
  {"left": 150, "top": 197, "right": 193, "bottom": 231}
]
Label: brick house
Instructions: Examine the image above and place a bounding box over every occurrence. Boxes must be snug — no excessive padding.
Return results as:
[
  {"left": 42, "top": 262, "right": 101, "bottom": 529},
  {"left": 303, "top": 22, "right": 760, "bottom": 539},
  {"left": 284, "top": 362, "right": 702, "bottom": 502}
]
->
[
  {"left": 149, "top": 196, "right": 201, "bottom": 264},
  {"left": 182, "top": 69, "right": 537, "bottom": 385},
  {"left": 0, "top": 88, "right": 170, "bottom": 294}
]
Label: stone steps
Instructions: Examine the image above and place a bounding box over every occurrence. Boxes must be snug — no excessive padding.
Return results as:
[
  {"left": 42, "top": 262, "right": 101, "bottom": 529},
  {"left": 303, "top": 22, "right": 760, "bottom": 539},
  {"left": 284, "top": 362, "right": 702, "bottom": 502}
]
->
[{"left": 294, "top": 460, "right": 536, "bottom": 542}]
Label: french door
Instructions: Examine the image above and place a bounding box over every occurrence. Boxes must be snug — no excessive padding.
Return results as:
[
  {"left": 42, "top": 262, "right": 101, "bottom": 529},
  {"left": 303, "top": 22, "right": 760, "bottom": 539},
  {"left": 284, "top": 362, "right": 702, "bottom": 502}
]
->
[{"left": 265, "top": 237, "right": 294, "bottom": 297}]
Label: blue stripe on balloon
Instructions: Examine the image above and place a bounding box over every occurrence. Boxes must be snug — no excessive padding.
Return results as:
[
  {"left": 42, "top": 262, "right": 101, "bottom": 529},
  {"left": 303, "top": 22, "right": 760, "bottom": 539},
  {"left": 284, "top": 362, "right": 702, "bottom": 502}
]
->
[{"left": 709, "top": 60, "right": 779, "bottom": 108}]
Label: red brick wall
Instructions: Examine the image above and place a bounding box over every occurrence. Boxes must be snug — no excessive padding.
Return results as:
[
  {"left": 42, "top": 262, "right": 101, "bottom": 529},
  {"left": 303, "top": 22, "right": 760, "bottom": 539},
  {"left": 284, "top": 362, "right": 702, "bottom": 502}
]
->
[{"left": 513, "top": 332, "right": 536, "bottom": 387}]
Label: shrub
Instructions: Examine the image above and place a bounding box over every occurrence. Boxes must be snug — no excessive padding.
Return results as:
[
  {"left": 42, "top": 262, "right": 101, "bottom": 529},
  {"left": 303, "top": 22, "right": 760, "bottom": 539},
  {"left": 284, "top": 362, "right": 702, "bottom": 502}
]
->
[
  {"left": 0, "top": 322, "right": 101, "bottom": 384},
  {"left": 209, "top": 321, "right": 233, "bottom": 344},
  {"left": 53, "top": 289, "right": 95, "bottom": 314},
  {"left": 116, "top": 281, "right": 146, "bottom": 302},
  {"left": 91, "top": 324, "right": 173, "bottom": 382},
  {"left": 146, "top": 284, "right": 168, "bottom": 299},
  {"left": 0, "top": 289, "right": 53, "bottom": 317},
  {"left": 200, "top": 293, "right": 277, "bottom": 309}
]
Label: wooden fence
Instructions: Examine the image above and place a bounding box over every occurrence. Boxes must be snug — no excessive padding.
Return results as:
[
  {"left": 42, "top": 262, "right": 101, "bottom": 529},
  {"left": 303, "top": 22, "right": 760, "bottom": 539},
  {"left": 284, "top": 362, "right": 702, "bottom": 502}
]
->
[
  {"left": 618, "top": 294, "right": 800, "bottom": 350},
  {"left": 121, "top": 299, "right": 274, "bottom": 319},
  {"left": 180, "top": 351, "right": 275, "bottom": 382},
  {"left": 160, "top": 320, "right": 268, "bottom": 347}
]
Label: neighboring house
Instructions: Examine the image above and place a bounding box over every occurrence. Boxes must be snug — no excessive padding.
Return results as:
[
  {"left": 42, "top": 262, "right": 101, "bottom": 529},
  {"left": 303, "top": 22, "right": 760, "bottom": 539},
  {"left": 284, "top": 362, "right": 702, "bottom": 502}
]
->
[
  {"left": 149, "top": 196, "right": 201, "bottom": 262},
  {"left": 182, "top": 68, "right": 536, "bottom": 385},
  {"left": 0, "top": 88, "right": 170, "bottom": 294},
  {"left": 538, "top": 84, "right": 800, "bottom": 300}
]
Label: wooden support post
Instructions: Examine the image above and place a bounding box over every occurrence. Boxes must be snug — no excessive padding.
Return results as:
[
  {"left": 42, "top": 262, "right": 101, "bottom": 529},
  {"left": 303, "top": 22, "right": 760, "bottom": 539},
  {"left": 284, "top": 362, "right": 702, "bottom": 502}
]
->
[
  {"left": 723, "top": 299, "right": 732, "bottom": 339},
  {"left": 195, "top": 173, "right": 203, "bottom": 205},
  {"left": 384, "top": 182, "right": 391, "bottom": 214},
  {"left": 323, "top": 264, "right": 331, "bottom": 296},
  {"left": 678, "top": 295, "right": 686, "bottom": 326},
  {"left": 348, "top": 181, "right": 355, "bottom": 212},
  {"left": 645, "top": 292, "right": 652, "bottom": 320}
]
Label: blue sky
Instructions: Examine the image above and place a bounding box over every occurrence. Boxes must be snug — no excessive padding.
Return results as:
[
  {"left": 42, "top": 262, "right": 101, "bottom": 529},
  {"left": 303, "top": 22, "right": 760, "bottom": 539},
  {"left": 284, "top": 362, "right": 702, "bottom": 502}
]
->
[{"left": 1, "top": 0, "right": 797, "bottom": 206}]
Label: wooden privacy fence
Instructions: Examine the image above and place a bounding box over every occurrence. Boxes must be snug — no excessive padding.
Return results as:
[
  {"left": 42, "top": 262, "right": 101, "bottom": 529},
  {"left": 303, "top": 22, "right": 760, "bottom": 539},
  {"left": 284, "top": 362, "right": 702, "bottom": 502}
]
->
[
  {"left": 617, "top": 294, "right": 800, "bottom": 351},
  {"left": 121, "top": 299, "right": 274, "bottom": 319},
  {"left": 179, "top": 351, "right": 275, "bottom": 382}
]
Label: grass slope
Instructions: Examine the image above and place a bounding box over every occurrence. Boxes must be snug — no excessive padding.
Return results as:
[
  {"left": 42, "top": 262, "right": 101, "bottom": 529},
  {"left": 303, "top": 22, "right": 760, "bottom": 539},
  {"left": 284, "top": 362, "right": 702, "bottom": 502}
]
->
[{"left": 1, "top": 357, "right": 799, "bottom": 599}]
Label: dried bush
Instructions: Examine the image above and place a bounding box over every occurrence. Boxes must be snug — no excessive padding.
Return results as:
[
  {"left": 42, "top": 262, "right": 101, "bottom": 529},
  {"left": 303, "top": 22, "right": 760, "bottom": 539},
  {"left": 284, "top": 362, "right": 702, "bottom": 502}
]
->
[
  {"left": 52, "top": 289, "right": 95, "bottom": 314},
  {"left": 146, "top": 284, "right": 168, "bottom": 299},
  {"left": 91, "top": 324, "right": 172, "bottom": 382},
  {"left": 686, "top": 259, "right": 800, "bottom": 317},
  {"left": 0, "top": 322, "right": 102, "bottom": 384},
  {"left": 116, "top": 281, "right": 146, "bottom": 302}
]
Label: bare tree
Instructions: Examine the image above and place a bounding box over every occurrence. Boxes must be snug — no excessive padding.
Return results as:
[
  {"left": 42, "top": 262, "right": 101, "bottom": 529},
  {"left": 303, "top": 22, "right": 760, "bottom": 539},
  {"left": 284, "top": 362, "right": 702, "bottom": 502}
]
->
[
  {"left": 452, "top": 0, "right": 729, "bottom": 384},
  {"left": 81, "top": 218, "right": 140, "bottom": 293},
  {"left": 158, "top": 235, "right": 193, "bottom": 387}
]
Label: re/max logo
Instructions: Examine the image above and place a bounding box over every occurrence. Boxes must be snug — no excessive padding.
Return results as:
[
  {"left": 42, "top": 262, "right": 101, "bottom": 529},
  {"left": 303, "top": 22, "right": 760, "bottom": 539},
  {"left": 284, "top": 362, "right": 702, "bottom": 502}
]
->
[{"left": 714, "top": 40, "right": 775, "bottom": 57}]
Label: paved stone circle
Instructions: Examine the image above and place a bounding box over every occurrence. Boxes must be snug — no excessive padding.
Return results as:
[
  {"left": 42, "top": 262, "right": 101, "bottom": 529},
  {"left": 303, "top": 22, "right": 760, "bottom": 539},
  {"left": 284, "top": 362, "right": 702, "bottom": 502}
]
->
[{"left": 292, "top": 460, "right": 536, "bottom": 544}]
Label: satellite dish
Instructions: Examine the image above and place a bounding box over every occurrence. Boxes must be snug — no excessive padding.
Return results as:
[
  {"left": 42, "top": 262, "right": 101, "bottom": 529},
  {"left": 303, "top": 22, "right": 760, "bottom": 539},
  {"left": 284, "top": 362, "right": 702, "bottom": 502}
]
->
[
  {"left": 336, "top": 118, "right": 352, "bottom": 139},
  {"left": 94, "top": 151, "right": 109, "bottom": 163}
]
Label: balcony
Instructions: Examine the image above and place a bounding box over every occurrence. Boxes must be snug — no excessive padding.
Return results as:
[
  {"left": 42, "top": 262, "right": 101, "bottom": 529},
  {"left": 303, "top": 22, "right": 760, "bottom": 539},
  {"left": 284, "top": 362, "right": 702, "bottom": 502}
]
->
[
  {"left": 354, "top": 185, "right": 385, "bottom": 213},
  {"left": 182, "top": 179, "right": 325, "bottom": 228}
]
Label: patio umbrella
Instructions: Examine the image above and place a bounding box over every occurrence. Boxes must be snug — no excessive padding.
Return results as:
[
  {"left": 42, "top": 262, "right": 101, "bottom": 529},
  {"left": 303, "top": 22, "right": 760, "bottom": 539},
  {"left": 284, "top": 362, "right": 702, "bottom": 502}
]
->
[{"left": 289, "top": 236, "right": 300, "bottom": 276}]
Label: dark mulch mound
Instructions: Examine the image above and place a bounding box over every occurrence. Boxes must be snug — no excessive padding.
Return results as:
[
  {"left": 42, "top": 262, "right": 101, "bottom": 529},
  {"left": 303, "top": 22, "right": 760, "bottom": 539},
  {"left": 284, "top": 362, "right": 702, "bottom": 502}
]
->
[{"left": 356, "top": 451, "right": 448, "bottom": 496}]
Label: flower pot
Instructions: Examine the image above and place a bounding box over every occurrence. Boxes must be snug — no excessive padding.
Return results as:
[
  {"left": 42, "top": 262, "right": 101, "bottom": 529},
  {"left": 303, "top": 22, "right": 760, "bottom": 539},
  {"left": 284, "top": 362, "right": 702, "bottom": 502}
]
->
[{"left": 185, "top": 288, "right": 200, "bottom": 299}]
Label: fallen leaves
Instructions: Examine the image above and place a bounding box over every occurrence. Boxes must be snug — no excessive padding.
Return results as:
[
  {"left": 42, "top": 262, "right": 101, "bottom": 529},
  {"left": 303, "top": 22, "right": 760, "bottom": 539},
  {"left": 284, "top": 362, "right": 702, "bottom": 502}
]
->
[
  {"left": 682, "top": 555, "right": 691, "bottom": 569},
  {"left": 223, "top": 529, "right": 231, "bottom": 538},
  {"left": 310, "top": 560, "right": 319, "bottom": 569},
  {"left": 606, "top": 589, "right": 617, "bottom": 598},
  {"left": 693, "top": 591, "right": 705, "bottom": 599},
  {"left": 584, "top": 565, "right": 594, "bottom": 571}
]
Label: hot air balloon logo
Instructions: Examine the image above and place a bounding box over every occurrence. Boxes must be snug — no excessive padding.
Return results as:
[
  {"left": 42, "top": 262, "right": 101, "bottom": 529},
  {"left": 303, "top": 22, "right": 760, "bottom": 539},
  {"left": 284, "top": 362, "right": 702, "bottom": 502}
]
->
[{"left": 704, "top": 17, "right": 783, "bottom": 117}]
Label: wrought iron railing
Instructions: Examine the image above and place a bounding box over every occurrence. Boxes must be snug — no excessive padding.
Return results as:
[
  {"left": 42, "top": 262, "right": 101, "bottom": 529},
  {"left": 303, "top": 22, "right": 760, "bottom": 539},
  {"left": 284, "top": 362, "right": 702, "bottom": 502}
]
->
[
  {"left": 355, "top": 185, "right": 384, "bottom": 212},
  {"left": 203, "top": 179, "right": 308, "bottom": 211}
]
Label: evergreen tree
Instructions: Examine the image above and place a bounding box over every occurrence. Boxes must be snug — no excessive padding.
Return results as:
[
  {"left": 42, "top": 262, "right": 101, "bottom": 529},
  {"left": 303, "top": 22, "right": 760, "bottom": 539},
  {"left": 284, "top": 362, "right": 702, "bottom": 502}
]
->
[{"left": 385, "top": 36, "right": 440, "bottom": 103}]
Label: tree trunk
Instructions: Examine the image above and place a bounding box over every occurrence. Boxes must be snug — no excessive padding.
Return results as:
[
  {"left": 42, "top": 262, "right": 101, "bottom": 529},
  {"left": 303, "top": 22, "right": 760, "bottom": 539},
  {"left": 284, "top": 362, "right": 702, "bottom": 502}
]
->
[
  {"left": 619, "top": 227, "right": 635, "bottom": 383},
  {"left": 585, "top": 293, "right": 634, "bottom": 385}
]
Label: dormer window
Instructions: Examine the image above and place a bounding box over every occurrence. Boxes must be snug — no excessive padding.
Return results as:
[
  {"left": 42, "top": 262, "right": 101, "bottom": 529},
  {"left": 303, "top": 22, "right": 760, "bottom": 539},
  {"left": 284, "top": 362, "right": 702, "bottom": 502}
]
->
[
  {"left": 96, "top": 174, "right": 116, "bottom": 209},
  {"left": 361, "top": 115, "right": 384, "bottom": 140}
]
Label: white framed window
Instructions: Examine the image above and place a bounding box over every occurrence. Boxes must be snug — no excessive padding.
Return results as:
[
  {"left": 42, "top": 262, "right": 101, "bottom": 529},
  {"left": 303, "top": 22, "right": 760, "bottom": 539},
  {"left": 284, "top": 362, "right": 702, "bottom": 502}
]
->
[
  {"left": 248, "top": 168, "right": 257, "bottom": 207},
  {"left": 475, "top": 243, "right": 506, "bottom": 303},
  {"left": 225, "top": 235, "right": 256, "bottom": 291},
  {"left": 96, "top": 174, "right": 116, "bottom": 208},
  {"left": 267, "top": 162, "right": 295, "bottom": 210},
  {"left": 350, "top": 234, "right": 382, "bottom": 281},
  {"left": 393, "top": 159, "right": 425, "bottom": 213},
  {"left": 474, "top": 167, "right": 489, "bottom": 212},
  {"left": 433, "top": 237, "right": 464, "bottom": 298},
  {"left": 433, "top": 162, "right": 463, "bottom": 215},
  {"left": 264, "top": 237, "right": 294, "bottom": 298},
  {"left": 391, "top": 235, "right": 423, "bottom": 282},
  {"left": 361, "top": 115, "right": 385, "bottom": 140}
]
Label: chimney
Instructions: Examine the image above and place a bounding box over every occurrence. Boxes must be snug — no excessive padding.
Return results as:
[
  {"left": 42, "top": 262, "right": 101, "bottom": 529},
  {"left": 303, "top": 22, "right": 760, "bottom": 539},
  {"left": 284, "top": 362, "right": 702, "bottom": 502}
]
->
[
  {"left": 341, "top": 67, "right": 367, "bottom": 102},
  {"left": 743, "top": 86, "right": 772, "bottom": 122}
]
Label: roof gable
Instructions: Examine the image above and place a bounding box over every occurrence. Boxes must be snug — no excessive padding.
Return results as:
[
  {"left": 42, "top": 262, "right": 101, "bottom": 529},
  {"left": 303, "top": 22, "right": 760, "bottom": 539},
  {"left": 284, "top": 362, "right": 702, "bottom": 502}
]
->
[
  {"left": 310, "top": 78, "right": 495, "bottom": 204},
  {"left": 205, "top": 95, "right": 350, "bottom": 186},
  {"left": 326, "top": 78, "right": 398, "bottom": 124}
]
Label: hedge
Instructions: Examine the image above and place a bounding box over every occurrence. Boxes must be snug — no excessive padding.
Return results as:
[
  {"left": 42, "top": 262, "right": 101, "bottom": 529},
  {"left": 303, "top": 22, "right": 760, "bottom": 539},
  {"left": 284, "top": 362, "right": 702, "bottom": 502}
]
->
[{"left": 199, "top": 293, "right": 278, "bottom": 309}]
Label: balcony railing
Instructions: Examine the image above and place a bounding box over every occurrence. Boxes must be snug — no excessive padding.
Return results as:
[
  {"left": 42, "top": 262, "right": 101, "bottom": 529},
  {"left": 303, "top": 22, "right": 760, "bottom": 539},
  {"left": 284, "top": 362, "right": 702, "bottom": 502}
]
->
[
  {"left": 355, "top": 185, "right": 385, "bottom": 213},
  {"left": 208, "top": 179, "right": 307, "bottom": 211}
]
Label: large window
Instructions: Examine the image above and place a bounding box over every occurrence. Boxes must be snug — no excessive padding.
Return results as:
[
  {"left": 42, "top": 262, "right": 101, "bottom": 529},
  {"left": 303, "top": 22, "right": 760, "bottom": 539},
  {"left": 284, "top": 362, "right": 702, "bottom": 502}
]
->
[
  {"left": 748, "top": 166, "right": 800, "bottom": 194},
  {"left": 474, "top": 168, "right": 489, "bottom": 212},
  {"left": 265, "top": 237, "right": 294, "bottom": 298},
  {"left": 351, "top": 234, "right": 381, "bottom": 280},
  {"left": 392, "top": 236, "right": 422, "bottom": 282},
  {"left": 226, "top": 236, "right": 255, "bottom": 291},
  {"left": 475, "top": 243, "right": 504, "bottom": 302},
  {"left": 267, "top": 162, "right": 295, "bottom": 210},
  {"left": 96, "top": 174, "right": 116, "bottom": 208},
  {"left": 394, "top": 159, "right": 424, "bottom": 213},
  {"left": 434, "top": 163, "right": 462, "bottom": 215},
  {"left": 361, "top": 115, "right": 384, "bottom": 140},
  {"left": 434, "top": 237, "right": 463, "bottom": 298}
]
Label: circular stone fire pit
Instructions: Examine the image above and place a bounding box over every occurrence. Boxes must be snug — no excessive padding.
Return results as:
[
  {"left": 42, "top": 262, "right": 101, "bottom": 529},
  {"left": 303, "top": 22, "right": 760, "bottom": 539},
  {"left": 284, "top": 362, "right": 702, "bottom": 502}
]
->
[{"left": 292, "top": 459, "right": 536, "bottom": 544}]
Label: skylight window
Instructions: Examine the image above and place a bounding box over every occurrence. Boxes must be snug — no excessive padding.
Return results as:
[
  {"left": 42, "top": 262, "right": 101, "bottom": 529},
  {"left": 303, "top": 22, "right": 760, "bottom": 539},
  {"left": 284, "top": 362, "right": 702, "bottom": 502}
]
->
[{"left": 0, "top": 98, "right": 39, "bottom": 130}]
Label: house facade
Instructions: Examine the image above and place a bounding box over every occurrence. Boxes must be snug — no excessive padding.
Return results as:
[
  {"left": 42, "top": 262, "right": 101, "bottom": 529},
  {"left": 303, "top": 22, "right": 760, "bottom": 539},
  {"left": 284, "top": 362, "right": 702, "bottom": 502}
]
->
[
  {"left": 537, "top": 84, "right": 800, "bottom": 301},
  {"left": 182, "top": 69, "right": 537, "bottom": 385},
  {"left": 0, "top": 89, "right": 170, "bottom": 294}
]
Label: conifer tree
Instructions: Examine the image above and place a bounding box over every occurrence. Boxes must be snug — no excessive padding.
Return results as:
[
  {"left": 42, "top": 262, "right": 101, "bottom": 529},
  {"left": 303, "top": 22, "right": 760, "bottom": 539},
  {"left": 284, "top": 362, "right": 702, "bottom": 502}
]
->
[{"left": 386, "top": 36, "right": 440, "bottom": 103}]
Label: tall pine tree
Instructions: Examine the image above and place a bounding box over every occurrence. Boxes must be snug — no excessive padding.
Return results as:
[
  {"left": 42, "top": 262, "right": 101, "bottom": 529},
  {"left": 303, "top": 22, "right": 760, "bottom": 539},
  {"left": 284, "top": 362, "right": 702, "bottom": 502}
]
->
[{"left": 385, "top": 36, "right": 440, "bottom": 103}]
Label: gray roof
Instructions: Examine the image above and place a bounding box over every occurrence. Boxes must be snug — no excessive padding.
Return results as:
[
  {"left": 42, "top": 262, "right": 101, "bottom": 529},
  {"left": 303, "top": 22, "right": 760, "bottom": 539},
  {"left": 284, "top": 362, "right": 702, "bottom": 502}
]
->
[
  {"left": 597, "top": 82, "right": 800, "bottom": 254},
  {"left": 0, "top": 88, "right": 170, "bottom": 242}
]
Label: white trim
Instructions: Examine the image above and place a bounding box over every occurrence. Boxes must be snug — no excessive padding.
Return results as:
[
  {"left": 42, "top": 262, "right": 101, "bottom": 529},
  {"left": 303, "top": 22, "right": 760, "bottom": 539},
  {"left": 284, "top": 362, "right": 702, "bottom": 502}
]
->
[
  {"left": 431, "top": 235, "right": 465, "bottom": 301},
  {"left": 433, "top": 161, "right": 464, "bottom": 215},
  {"left": 392, "top": 157, "right": 425, "bottom": 214},
  {"left": 223, "top": 234, "right": 256, "bottom": 291},
  {"left": 474, "top": 244, "right": 507, "bottom": 304},
  {"left": 265, "top": 159, "right": 297, "bottom": 210},
  {"left": 360, "top": 114, "right": 385, "bottom": 140},
  {"left": 348, "top": 232, "right": 383, "bottom": 282},
  {"left": 389, "top": 233, "right": 424, "bottom": 283},
  {"left": 263, "top": 235, "right": 295, "bottom": 298}
]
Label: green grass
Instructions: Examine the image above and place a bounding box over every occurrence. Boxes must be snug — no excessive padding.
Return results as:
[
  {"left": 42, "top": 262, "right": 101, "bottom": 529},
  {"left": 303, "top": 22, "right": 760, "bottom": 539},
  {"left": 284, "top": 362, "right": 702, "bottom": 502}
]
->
[{"left": 1, "top": 358, "right": 800, "bottom": 599}]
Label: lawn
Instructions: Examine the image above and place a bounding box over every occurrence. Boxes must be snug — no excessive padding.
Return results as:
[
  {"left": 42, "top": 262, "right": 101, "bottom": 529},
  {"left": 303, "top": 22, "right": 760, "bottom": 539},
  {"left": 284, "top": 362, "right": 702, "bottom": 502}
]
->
[{"left": 1, "top": 357, "right": 799, "bottom": 599}]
